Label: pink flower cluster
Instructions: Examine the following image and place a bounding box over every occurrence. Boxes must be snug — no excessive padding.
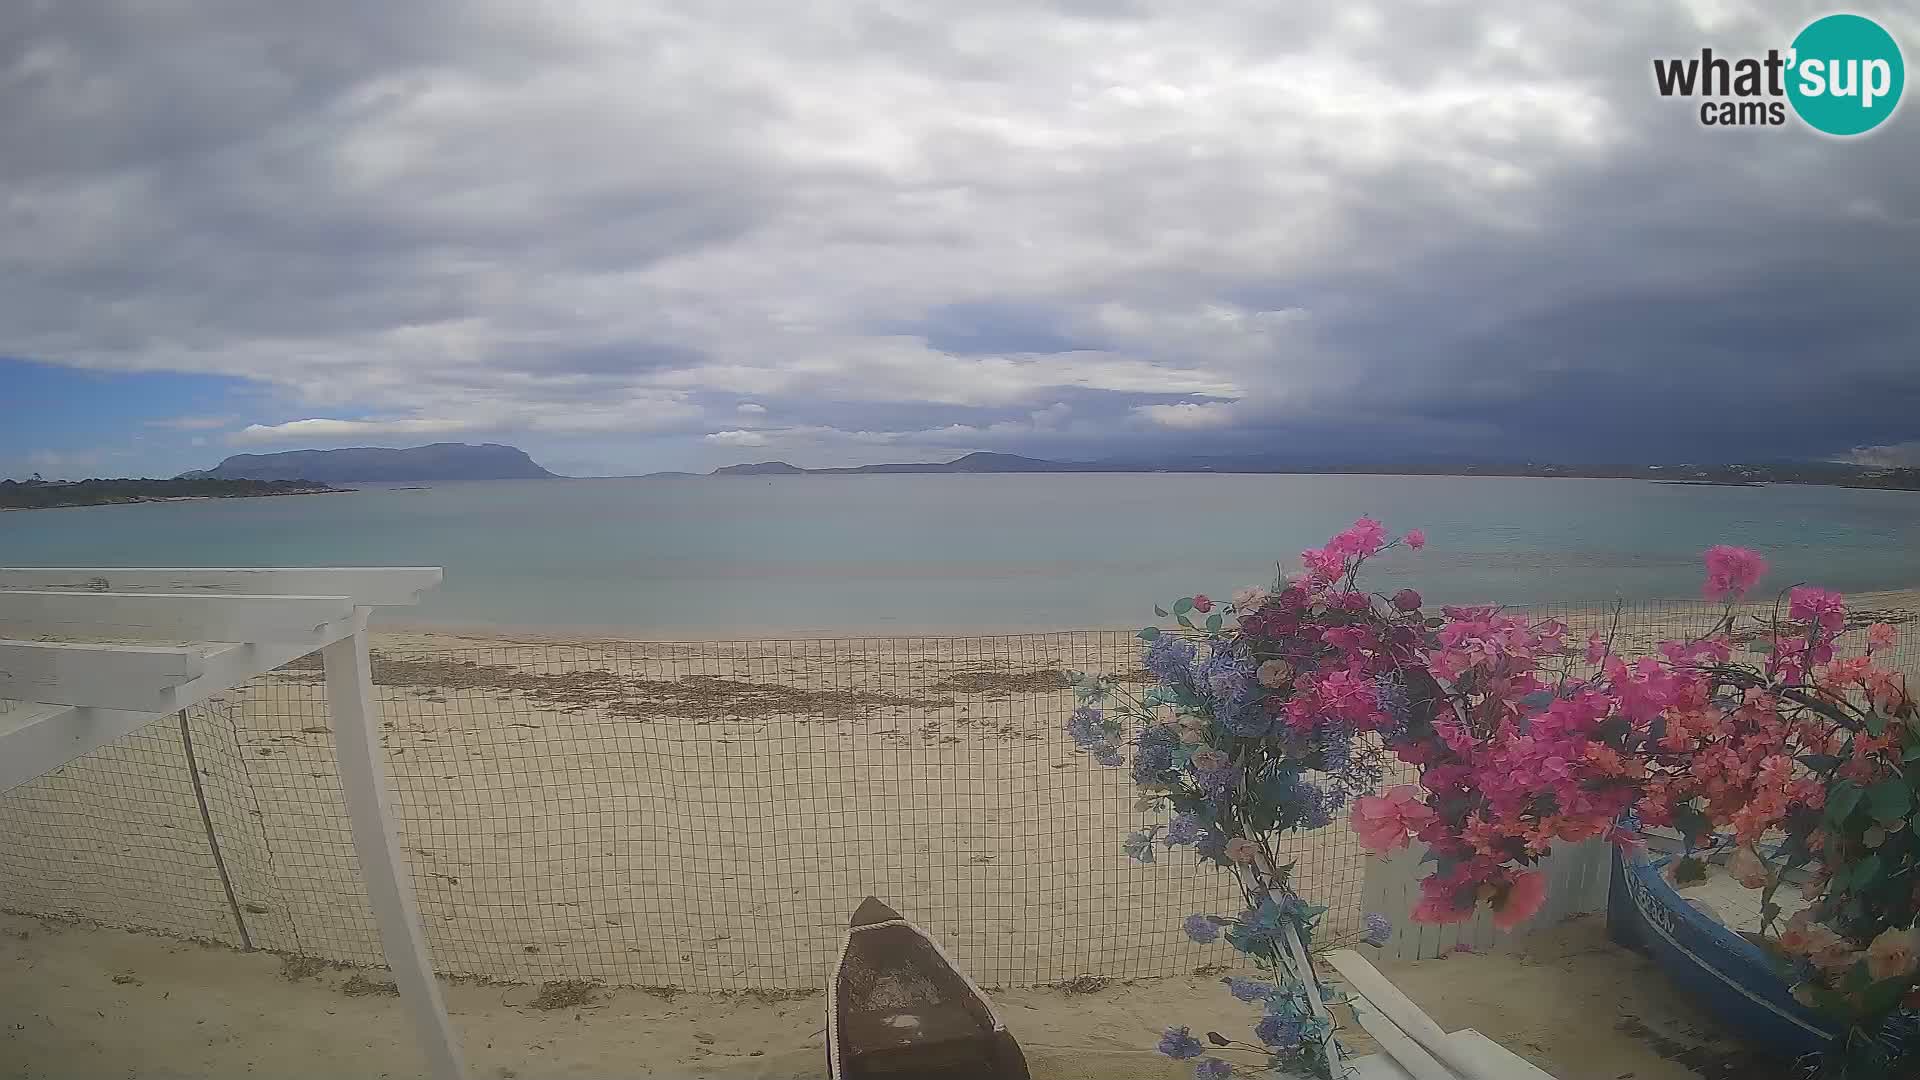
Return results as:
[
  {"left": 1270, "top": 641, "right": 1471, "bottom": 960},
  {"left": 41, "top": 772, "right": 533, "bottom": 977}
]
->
[
  {"left": 1701, "top": 544, "right": 1768, "bottom": 601},
  {"left": 1335, "top": 535, "right": 1917, "bottom": 962}
]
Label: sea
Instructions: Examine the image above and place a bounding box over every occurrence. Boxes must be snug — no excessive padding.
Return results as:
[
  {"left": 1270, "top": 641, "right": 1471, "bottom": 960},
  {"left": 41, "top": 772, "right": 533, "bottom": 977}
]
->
[{"left": 5, "top": 474, "right": 1919, "bottom": 637}]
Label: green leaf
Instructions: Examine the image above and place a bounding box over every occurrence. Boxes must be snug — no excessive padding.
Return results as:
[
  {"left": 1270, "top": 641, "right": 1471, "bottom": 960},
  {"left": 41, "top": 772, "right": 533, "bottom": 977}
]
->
[
  {"left": 1865, "top": 710, "right": 1888, "bottom": 736},
  {"left": 1798, "top": 754, "right": 1841, "bottom": 772},
  {"left": 1903, "top": 742, "right": 1920, "bottom": 763},
  {"left": 1177, "top": 614, "right": 1195, "bottom": 630},
  {"left": 1205, "top": 612, "right": 1223, "bottom": 635},
  {"left": 1672, "top": 805, "right": 1711, "bottom": 848},
  {"left": 1137, "top": 627, "right": 1161, "bottom": 642},
  {"left": 1860, "top": 974, "right": 1913, "bottom": 1016},
  {"left": 1848, "top": 853, "right": 1885, "bottom": 893},
  {"left": 1843, "top": 960, "right": 1873, "bottom": 993},
  {"left": 1746, "top": 637, "right": 1774, "bottom": 654},
  {"left": 1867, "top": 780, "right": 1911, "bottom": 824},
  {"left": 1153, "top": 605, "right": 1169, "bottom": 618},
  {"left": 1826, "top": 782, "right": 1864, "bottom": 825},
  {"left": 1173, "top": 598, "right": 1194, "bottom": 616}
]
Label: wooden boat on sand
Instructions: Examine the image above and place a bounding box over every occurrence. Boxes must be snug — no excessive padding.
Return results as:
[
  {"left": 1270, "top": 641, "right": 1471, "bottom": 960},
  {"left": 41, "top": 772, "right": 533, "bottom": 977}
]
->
[{"left": 827, "top": 897, "right": 1031, "bottom": 1080}]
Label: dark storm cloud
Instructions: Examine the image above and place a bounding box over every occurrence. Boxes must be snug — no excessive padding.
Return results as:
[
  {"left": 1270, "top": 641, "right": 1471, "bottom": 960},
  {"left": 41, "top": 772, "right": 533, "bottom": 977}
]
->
[{"left": 3, "top": 0, "right": 1917, "bottom": 470}]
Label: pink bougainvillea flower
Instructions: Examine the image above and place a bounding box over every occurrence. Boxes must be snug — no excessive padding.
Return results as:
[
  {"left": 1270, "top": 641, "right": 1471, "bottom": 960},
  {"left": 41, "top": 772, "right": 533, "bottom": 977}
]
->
[
  {"left": 1701, "top": 545, "right": 1768, "bottom": 601},
  {"left": 1411, "top": 876, "right": 1476, "bottom": 925},
  {"left": 1867, "top": 622, "right": 1898, "bottom": 652},
  {"left": 1491, "top": 871, "right": 1548, "bottom": 931},
  {"left": 1392, "top": 589, "right": 1423, "bottom": 612},
  {"left": 1789, "top": 586, "right": 1847, "bottom": 633},
  {"left": 1350, "top": 786, "right": 1434, "bottom": 854},
  {"left": 1191, "top": 594, "right": 1213, "bottom": 613},
  {"left": 1585, "top": 633, "right": 1610, "bottom": 665},
  {"left": 1403, "top": 529, "right": 1426, "bottom": 551}
]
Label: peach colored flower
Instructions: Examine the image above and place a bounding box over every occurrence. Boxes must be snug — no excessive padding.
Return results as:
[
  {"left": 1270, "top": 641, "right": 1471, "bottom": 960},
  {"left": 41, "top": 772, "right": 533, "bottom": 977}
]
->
[
  {"left": 1866, "top": 926, "right": 1920, "bottom": 981},
  {"left": 1492, "top": 871, "right": 1548, "bottom": 931},
  {"left": 1231, "top": 586, "right": 1269, "bottom": 610},
  {"left": 1729, "top": 845, "right": 1770, "bottom": 890},
  {"left": 1868, "top": 622, "right": 1898, "bottom": 652},
  {"left": 1257, "top": 659, "right": 1295, "bottom": 689},
  {"left": 1224, "top": 838, "right": 1259, "bottom": 865},
  {"left": 1350, "top": 786, "right": 1435, "bottom": 854}
]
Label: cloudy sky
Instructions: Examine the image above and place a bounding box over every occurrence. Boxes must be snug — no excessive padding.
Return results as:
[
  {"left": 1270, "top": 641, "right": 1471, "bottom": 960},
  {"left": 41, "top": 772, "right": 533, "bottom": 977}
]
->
[{"left": 3, "top": 0, "right": 1917, "bottom": 479}]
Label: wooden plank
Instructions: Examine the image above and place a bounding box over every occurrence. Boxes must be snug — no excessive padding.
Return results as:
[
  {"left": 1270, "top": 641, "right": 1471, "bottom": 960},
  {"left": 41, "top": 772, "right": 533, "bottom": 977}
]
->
[
  {"left": 1326, "top": 949, "right": 1484, "bottom": 1079},
  {"left": 1347, "top": 998, "right": 1459, "bottom": 1080},
  {"left": 0, "top": 567, "right": 441, "bottom": 608},
  {"left": 324, "top": 628, "right": 465, "bottom": 1080},
  {"left": 0, "top": 590, "right": 354, "bottom": 641},
  {"left": 0, "top": 640, "right": 204, "bottom": 712},
  {"left": 1444, "top": 1029, "right": 1558, "bottom": 1079},
  {"left": 0, "top": 611, "right": 365, "bottom": 791}
]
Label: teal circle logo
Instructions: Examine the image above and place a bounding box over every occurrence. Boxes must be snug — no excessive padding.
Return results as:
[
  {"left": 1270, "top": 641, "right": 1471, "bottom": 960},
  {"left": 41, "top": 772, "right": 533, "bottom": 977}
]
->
[{"left": 1787, "top": 14, "right": 1904, "bottom": 135}]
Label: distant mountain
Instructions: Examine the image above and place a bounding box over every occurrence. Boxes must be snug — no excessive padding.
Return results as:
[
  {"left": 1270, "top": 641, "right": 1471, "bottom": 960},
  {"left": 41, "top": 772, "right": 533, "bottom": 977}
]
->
[
  {"left": 687, "top": 453, "right": 1920, "bottom": 489},
  {"left": 712, "top": 461, "right": 807, "bottom": 476},
  {"left": 184, "top": 443, "right": 558, "bottom": 483}
]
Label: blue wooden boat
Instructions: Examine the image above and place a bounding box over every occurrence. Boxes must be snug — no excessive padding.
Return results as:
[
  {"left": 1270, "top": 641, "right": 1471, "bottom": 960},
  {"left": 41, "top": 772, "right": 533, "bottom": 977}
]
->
[{"left": 1605, "top": 845, "right": 1837, "bottom": 1060}]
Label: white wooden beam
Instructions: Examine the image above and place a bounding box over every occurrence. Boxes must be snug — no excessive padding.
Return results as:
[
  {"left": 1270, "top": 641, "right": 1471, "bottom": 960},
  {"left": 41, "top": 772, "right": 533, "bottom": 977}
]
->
[
  {"left": 0, "top": 591, "right": 355, "bottom": 641},
  {"left": 1327, "top": 948, "right": 1487, "bottom": 1080},
  {"left": 0, "top": 567, "right": 442, "bottom": 608},
  {"left": 0, "top": 640, "right": 206, "bottom": 712},
  {"left": 0, "top": 610, "right": 366, "bottom": 791},
  {"left": 324, "top": 626, "right": 465, "bottom": 1080}
]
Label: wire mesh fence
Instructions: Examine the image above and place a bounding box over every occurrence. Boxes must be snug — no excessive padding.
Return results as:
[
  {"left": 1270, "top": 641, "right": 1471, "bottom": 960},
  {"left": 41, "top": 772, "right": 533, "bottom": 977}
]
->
[{"left": 2, "top": 602, "right": 1916, "bottom": 992}]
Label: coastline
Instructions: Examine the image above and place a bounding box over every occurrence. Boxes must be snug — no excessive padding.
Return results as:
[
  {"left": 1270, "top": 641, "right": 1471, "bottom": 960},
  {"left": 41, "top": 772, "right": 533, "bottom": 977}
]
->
[
  {"left": 370, "top": 586, "right": 1920, "bottom": 650},
  {"left": 0, "top": 486, "right": 348, "bottom": 512}
]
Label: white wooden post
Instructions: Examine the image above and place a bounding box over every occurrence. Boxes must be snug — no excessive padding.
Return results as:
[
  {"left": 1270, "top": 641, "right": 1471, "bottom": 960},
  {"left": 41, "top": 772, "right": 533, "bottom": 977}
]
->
[
  {"left": 324, "top": 623, "right": 466, "bottom": 1080},
  {"left": 1239, "top": 862, "right": 1342, "bottom": 1076}
]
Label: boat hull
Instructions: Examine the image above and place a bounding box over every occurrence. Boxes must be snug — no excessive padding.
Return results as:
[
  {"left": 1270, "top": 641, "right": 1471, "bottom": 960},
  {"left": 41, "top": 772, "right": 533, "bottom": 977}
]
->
[
  {"left": 828, "top": 898, "right": 1031, "bottom": 1080},
  {"left": 1606, "top": 846, "right": 1837, "bottom": 1059}
]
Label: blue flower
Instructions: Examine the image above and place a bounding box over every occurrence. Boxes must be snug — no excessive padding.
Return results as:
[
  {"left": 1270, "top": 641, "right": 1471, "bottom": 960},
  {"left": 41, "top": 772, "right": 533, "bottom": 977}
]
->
[
  {"left": 1372, "top": 673, "right": 1412, "bottom": 736},
  {"left": 1195, "top": 763, "right": 1241, "bottom": 796},
  {"left": 1145, "top": 637, "right": 1197, "bottom": 684},
  {"left": 1223, "top": 976, "right": 1273, "bottom": 1002},
  {"left": 1123, "top": 830, "right": 1157, "bottom": 863},
  {"left": 1165, "top": 812, "right": 1205, "bottom": 846},
  {"left": 1363, "top": 912, "right": 1392, "bottom": 947},
  {"left": 1157, "top": 1026, "right": 1205, "bottom": 1060},
  {"left": 1092, "top": 745, "right": 1124, "bottom": 767},
  {"left": 1194, "top": 828, "right": 1230, "bottom": 865},
  {"left": 1194, "top": 1058, "right": 1233, "bottom": 1079},
  {"left": 1256, "top": 1013, "right": 1304, "bottom": 1047},
  {"left": 1066, "top": 706, "right": 1105, "bottom": 749},
  {"left": 1183, "top": 914, "right": 1220, "bottom": 944},
  {"left": 1131, "top": 724, "right": 1181, "bottom": 785}
]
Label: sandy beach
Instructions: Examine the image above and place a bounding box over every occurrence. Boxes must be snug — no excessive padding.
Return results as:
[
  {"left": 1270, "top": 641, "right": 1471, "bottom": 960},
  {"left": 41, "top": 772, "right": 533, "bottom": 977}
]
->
[
  {"left": 0, "top": 909, "right": 1773, "bottom": 1080},
  {"left": 1, "top": 591, "right": 1915, "bottom": 1019}
]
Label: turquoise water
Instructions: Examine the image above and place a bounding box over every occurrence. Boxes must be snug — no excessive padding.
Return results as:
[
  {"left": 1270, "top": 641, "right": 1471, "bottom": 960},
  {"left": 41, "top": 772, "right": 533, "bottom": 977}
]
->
[{"left": 5, "top": 475, "right": 1919, "bottom": 635}]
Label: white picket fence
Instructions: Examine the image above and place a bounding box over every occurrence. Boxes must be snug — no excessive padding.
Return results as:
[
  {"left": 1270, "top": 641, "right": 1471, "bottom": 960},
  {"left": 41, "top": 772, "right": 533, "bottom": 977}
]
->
[{"left": 1360, "top": 839, "right": 1612, "bottom": 962}]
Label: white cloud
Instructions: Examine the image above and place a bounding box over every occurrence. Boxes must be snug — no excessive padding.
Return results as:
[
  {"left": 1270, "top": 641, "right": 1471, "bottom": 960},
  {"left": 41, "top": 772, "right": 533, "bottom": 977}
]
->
[
  {"left": 1133, "top": 401, "right": 1239, "bottom": 430},
  {"left": 231, "top": 417, "right": 477, "bottom": 445},
  {"left": 703, "top": 429, "right": 769, "bottom": 447},
  {"left": 4, "top": 1, "right": 1918, "bottom": 470},
  {"left": 1846, "top": 441, "right": 1920, "bottom": 468}
]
